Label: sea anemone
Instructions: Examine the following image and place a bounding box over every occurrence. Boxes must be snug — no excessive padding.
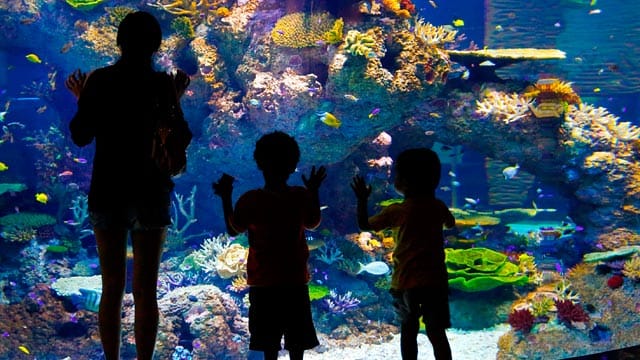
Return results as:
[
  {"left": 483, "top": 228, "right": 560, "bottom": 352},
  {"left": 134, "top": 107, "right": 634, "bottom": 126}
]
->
[
  {"left": 508, "top": 308, "right": 535, "bottom": 333},
  {"left": 607, "top": 274, "right": 624, "bottom": 289},
  {"left": 555, "top": 299, "right": 589, "bottom": 326}
]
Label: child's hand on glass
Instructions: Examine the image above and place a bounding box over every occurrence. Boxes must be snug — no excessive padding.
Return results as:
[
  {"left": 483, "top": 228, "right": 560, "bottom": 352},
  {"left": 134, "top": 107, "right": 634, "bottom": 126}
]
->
[
  {"left": 350, "top": 175, "right": 371, "bottom": 200},
  {"left": 212, "top": 173, "right": 234, "bottom": 198},
  {"left": 65, "top": 69, "right": 88, "bottom": 100},
  {"left": 302, "top": 166, "right": 326, "bottom": 192}
]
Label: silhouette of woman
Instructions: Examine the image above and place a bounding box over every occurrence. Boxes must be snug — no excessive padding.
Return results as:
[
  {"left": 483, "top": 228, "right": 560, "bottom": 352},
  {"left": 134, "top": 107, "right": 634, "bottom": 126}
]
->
[{"left": 65, "top": 11, "right": 191, "bottom": 360}]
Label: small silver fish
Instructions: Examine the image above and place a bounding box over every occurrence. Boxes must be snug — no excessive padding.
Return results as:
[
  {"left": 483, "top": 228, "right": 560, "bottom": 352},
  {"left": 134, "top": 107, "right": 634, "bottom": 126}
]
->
[{"left": 502, "top": 164, "right": 520, "bottom": 179}]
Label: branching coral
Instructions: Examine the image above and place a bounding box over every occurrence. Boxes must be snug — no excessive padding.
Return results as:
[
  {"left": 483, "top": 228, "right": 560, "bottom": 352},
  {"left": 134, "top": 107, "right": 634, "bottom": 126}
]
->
[
  {"left": 323, "top": 18, "right": 344, "bottom": 45},
  {"left": 530, "top": 296, "right": 554, "bottom": 317},
  {"left": 323, "top": 289, "right": 361, "bottom": 313},
  {"left": 413, "top": 18, "right": 457, "bottom": 46},
  {"left": 622, "top": 255, "right": 640, "bottom": 281},
  {"left": 563, "top": 104, "right": 640, "bottom": 152},
  {"left": 271, "top": 12, "right": 336, "bottom": 48},
  {"left": 475, "top": 90, "right": 531, "bottom": 124}
]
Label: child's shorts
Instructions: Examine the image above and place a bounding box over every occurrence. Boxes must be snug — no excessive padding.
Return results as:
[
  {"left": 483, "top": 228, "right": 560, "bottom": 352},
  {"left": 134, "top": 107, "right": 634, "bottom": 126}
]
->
[
  {"left": 391, "top": 285, "right": 451, "bottom": 330},
  {"left": 248, "top": 285, "right": 319, "bottom": 352}
]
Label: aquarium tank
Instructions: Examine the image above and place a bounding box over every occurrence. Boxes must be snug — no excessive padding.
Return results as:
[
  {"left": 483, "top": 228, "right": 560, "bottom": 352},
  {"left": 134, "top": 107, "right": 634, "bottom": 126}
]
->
[{"left": 1, "top": 0, "right": 639, "bottom": 358}]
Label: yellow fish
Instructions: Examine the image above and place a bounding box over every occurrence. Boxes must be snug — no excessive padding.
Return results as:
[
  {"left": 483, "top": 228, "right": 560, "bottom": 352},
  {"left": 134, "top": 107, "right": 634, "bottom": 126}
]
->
[
  {"left": 35, "top": 192, "right": 49, "bottom": 204},
  {"left": 452, "top": 19, "right": 465, "bottom": 27},
  {"left": 320, "top": 112, "right": 341, "bottom": 128},
  {"left": 0, "top": 162, "right": 7, "bottom": 171},
  {"left": 18, "top": 345, "right": 30, "bottom": 354},
  {"left": 593, "top": 87, "right": 601, "bottom": 93},
  {"left": 25, "top": 53, "right": 42, "bottom": 64}
]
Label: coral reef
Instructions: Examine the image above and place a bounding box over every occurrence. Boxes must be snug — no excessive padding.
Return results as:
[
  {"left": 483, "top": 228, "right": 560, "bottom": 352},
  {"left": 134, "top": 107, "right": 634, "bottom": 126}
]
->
[
  {"left": 622, "top": 255, "right": 640, "bottom": 281},
  {"left": 271, "top": 12, "right": 336, "bottom": 48},
  {"left": 475, "top": 90, "right": 531, "bottom": 124}
]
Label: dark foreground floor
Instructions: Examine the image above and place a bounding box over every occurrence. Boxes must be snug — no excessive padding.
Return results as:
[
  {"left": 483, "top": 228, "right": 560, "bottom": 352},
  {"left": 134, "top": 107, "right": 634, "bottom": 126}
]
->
[{"left": 567, "top": 345, "right": 640, "bottom": 360}]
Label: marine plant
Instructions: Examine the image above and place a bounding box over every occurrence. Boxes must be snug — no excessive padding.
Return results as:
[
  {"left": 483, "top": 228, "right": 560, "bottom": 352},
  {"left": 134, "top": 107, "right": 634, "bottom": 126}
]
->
[
  {"left": 555, "top": 299, "right": 589, "bottom": 327},
  {"left": 171, "top": 16, "right": 195, "bottom": 40},
  {"left": 622, "top": 255, "right": 640, "bottom": 281},
  {"left": 507, "top": 308, "right": 535, "bottom": 333},
  {"left": 343, "top": 30, "right": 376, "bottom": 57},
  {"left": 271, "top": 12, "right": 336, "bottom": 48},
  {"left": 316, "top": 244, "right": 344, "bottom": 265}
]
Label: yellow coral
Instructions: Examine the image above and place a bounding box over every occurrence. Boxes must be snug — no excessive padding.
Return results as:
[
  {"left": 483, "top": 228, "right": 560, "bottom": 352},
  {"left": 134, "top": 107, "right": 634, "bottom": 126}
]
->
[
  {"left": 216, "top": 6, "right": 230, "bottom": 17},
  {"left": 622, "top": 255, "right": 640, "bottom": 281},
  {"left": 271, "top": 12, "right": 335, "bottom": 48},
  {"left": 523, "top": 79, "right": 581, "bottom": 105},
  {"left": 215, "top": 243, "right": 248, "bottom": 279},
  {"left": 323, "top": 18, "right": 344, "bottom": 44},
  {"left": 228, "top": 275, "right": 249, "bottom": 292},
  {"left": 344, "top": 29, "right": 376, "bottom": 57}
]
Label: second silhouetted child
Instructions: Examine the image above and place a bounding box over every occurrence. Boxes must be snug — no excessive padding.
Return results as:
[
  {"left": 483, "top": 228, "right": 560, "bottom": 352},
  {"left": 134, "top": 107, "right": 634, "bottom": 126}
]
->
[
  {"left": 351, "top": 148, "right": 455, "bottom": 360},
  {"left": 213, "top": 131, "right": 326, "bottom": 360}
]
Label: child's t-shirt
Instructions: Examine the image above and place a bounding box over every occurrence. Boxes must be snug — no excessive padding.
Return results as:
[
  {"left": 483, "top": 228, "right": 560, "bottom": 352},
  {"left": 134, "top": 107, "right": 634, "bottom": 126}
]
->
[
  {"left": 368, "top": 197, "right": 455, "bottom": 290},
  {"left": 232, "top": 186, "right": 319, "bottom": 286}
]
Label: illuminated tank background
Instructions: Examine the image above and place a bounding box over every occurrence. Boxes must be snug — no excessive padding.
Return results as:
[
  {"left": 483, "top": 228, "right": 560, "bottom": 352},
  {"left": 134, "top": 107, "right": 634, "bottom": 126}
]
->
[{"left": 0, "top": 0, "right": 639, "bottom": 358}]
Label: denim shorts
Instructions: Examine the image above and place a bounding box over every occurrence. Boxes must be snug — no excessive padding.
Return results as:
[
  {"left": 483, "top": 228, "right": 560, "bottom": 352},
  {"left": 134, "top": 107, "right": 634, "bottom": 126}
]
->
[{"left": 89, "top": 205, "right": 171, "bottom": 231}]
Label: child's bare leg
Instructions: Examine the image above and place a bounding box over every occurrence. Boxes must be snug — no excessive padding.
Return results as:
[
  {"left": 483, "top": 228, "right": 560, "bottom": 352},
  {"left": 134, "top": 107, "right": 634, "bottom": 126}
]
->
[
  {"left": 264, "top": 350, "right": 279, "bottom": 360},
  {"left": 426, "top": 327, "right": 452, "bottom": 360},
  {"left": 289, "top": 349, "right": 303, "bottom": 360},
  {"left": 400, "top": 313, "right": 420, "bottom": 360}
]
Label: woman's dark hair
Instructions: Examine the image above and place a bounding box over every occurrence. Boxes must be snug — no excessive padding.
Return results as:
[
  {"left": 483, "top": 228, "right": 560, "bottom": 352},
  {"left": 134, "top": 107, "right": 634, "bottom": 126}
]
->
[
  {"left": 254, "top": 131, "right": 300, "bottom": 175},
  {"left": 395, "top": 148, "right": 441, "bottom": 192},
  {"left": 116, "top": 11, "right": 162, "bottom": 58}
]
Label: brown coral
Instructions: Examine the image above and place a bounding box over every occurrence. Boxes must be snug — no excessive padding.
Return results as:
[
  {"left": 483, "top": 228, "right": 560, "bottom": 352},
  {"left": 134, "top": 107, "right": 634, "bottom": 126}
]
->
[
  {"left": 523, "top": 79, "right": 581, "bottom": 105},
  {"left": 596, "top": 228, "right": 640, "bottom": 250}
]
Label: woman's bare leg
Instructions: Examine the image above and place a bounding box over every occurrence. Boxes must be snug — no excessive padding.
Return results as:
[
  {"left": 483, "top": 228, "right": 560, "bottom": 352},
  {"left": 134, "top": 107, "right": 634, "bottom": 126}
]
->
[
  {"left": 131, "top": 227, "right": 166, "bottom": 360},
  {"left": 95, "top": 227, "right": 128, "bottom": 360}
]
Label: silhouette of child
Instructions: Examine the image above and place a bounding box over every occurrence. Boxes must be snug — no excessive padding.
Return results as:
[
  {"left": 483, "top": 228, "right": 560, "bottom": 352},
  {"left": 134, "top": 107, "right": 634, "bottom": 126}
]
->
[
  {"left": 351, "top": 148, "right": 455, "bottom": 360},
  {"left": 212, "top": 131, "right": 326, "bottom": 360}
]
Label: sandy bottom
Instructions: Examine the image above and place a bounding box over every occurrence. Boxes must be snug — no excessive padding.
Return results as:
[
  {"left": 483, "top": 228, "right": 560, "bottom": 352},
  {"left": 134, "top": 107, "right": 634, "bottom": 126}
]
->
[{"left": 270, "top": 324, "right": 510, "bottom": 360}]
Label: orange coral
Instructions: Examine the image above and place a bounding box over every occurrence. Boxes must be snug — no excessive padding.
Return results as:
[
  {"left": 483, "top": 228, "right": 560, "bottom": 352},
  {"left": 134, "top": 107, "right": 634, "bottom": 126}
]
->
[
  {"left": 215, "top": 6, "right": 230, "bottom": 17},
  {"left": 381, "top": 0, "right": 412, "bottom": 18},
  {"left": 523, "top": 79, "right": 581, "bottom": 105}
]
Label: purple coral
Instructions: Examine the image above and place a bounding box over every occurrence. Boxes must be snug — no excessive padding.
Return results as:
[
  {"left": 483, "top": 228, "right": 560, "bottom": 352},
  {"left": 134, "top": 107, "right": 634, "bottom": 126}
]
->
[{"left": 323, "top": 289, "right": 360, "bottom": 314}]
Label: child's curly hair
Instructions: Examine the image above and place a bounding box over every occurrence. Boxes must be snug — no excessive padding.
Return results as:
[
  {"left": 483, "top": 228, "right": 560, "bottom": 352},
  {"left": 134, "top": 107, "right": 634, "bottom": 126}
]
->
[
  {"left": 254, "top": 131, "right": 300, "bottom": 175},
  {"left": 394, "top": 148, "right": 441, "bottom": 192}
]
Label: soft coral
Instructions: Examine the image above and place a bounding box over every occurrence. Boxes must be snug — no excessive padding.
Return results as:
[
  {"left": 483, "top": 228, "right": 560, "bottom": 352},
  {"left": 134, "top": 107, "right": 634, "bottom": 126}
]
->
[{"left": 555, "top": 299, "right": 590, "bottom": 326}]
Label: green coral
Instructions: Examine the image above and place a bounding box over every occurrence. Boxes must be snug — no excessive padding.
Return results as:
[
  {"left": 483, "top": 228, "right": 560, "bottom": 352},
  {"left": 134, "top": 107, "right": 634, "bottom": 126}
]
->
[
  {"left": 445, "top": 248, "right": 530, "bottom": 292},
  {"left": 0, "top": 212, "right": 56, "bottom": 229},
  {"left": 271, "top": 12, "right": 335, "bottom": 48},
  {"left": 65, "top": 0, "right": 105, "bottom": 10},
  {"left": 171, "top": 16, "right": 195, "bottom": 40},
  {"left": 179, "top": 253, "right": 202, "bottom": 272},
  {"left": 106, "top": 6, "right": 136, "bottom": 26},
  {"left": 0, "top": 183, "right": 27, "bottom": 196},
  {"left": 531, "top": 296, "right": 554, "bottom": 317},
  {"left": 323, "top": 18, "right": 344, "bottom": 44},
  {"left": 308, "top": 284, "right": 330, "bottom": 301},
  {"left": 344, "top": 30, "right": 376, "bottom": 57}
]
